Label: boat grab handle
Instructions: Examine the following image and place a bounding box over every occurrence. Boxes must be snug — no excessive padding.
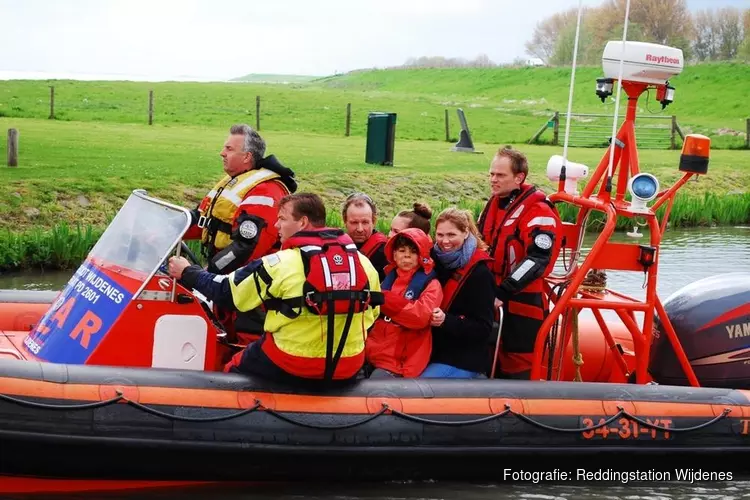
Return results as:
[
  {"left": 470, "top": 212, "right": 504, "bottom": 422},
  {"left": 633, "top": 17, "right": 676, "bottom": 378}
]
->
[
  {"left": 490, "top": 307, "right": 504, "bottom": 379},
  {"left": 0, "top": 348, "right": 23, "bottom": 360}
]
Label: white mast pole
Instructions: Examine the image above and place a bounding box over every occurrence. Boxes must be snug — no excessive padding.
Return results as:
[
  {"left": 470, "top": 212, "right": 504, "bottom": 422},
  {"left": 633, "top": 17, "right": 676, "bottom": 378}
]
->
[
  {"left": 561, "top": 0, "right": 585, "bottom": 172},
  {"left": 606, "top": 0, "right": 633, "bottom": 189}
]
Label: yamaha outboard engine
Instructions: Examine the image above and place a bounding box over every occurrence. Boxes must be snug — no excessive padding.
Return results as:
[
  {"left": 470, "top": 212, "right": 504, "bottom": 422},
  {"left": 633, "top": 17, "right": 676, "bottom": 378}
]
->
[{"left": 650, "top": 273, "right": 750, "bottom": 388}]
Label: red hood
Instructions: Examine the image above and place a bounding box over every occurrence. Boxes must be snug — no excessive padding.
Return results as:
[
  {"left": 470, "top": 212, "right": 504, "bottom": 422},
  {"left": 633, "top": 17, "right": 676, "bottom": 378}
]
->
[{"left": 383, "top": 228, "right": 434, "bottom": 274}]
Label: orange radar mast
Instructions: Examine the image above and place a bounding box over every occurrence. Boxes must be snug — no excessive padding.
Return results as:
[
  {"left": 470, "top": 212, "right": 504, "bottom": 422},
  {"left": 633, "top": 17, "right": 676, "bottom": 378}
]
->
[{"left": 532, "top": 41, "right": 710, "bottom": 388}]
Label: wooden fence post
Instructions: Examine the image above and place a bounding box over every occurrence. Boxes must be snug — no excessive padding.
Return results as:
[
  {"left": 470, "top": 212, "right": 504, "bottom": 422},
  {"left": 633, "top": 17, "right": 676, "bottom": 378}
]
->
[
  {"left": 444, "top": 109, "right": 450, "bottom": 142},
  {"left": 256, "top": 96, "right": 260, "bottom": 131},
  {"left": 673, "top": 117, "right": 684, "bottom": 141},
  {"left": 49, "top": 86, "right": 55, "bottom": 119},
  {"left": 553, "top": 111, "right": 560, "bottom": 146},
  {"left": 345, "top": 103, "right": 351, "bottom": 136},
  {"left": 148, "top": 90, "right": 154, "bottom": 125},
  {"left": 7, "top": 129, "right": 18, "bottom": 167},
  {"left": 528, "top": 112, "right": 558, "bottom": 145}
]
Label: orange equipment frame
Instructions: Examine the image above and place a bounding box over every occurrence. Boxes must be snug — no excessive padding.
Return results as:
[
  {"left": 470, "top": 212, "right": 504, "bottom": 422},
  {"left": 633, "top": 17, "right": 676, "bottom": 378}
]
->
[{"left": 530, "top": 81, "right": 702, "bottom": 386}]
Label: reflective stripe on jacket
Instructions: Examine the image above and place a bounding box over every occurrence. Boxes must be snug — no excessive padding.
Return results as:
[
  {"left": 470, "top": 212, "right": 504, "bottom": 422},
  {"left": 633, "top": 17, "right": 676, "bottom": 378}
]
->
[
  {"left": 198, "top": 168, "right": 281, "bottom": 252},
  {"left": 227, "top": 240, "right": 382, "bottom": 380}
]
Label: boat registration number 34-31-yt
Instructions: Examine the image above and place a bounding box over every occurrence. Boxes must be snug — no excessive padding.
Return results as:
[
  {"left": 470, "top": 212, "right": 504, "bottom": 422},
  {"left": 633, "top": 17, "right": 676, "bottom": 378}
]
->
[{"left": 579, "top": 417, "right": 674, "bottom": 440}]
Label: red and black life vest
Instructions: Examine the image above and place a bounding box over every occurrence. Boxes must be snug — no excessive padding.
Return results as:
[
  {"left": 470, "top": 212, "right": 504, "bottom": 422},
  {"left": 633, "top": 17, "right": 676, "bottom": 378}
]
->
[
  {"left": 359, "top": 231, "right": 387, "bottom": 259},
  {"left": 440, "top": 249, "right": 493, "bottom": 311},
  {"left": 477, "top": 185, "right": 557, "bottom": 294},
  {"left": 263, "top": 228, "right": 384, "bottom": 381}
]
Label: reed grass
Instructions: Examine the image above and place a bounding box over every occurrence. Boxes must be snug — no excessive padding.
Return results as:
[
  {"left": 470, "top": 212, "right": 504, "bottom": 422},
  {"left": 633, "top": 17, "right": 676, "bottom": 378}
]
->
[
  {"left": 369, "top": 192, "right": 750, "bottom": 235},
  {"left": 0, "top": 192, "right": 746, "bottom": 273},
  {"left": 0, "top": 223, "right": 101, "bottom": 272}
]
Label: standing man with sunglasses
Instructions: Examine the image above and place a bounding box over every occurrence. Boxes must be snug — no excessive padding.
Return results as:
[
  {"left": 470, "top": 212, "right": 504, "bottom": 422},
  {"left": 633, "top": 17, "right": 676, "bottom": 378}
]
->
[
  {"left": 342, "top": 193, "right": 388, "bottom": 281},
  {"left": 184, "top": 124, "right": 297, "bottom": 345}
]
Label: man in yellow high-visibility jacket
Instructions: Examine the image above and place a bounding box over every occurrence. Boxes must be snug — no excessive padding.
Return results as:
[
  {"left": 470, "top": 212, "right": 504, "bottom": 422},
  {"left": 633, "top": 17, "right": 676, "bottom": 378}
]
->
[{"left": 169, "top": 193, "right": 383, "bottom": 385}]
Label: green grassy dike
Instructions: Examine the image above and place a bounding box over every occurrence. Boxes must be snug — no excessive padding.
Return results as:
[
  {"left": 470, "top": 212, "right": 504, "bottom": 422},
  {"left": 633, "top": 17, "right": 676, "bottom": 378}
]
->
[
  {"left": 2, "top": 63, "right": 749, "bottom": 148},
  {"left": 1, "top": 61, "right": 749, "bottom": 272},
  {"left": 0, "top": 117, "right": 748, "bottom": 272}
]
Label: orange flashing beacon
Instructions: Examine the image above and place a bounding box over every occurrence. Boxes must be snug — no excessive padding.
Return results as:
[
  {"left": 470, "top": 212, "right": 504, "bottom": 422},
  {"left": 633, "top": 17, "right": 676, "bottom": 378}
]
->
[{"left": 679, "top": 134, "right": 710, "bottom": 174}]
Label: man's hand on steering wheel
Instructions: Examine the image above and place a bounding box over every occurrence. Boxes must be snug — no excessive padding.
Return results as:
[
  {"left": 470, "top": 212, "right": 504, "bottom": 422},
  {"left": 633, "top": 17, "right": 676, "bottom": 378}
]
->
[
  {"left": 168, "top": 256, "right": 192, "bottom": 280},
  {"left": 159, "top": 242, "right": 201, "bottom": 276}
]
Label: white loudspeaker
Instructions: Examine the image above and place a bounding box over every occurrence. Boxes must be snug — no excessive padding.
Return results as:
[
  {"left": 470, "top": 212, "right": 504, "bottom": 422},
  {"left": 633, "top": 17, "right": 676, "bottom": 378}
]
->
[{"left": 546, "top": 155, "right": 590, "bottom": 195}]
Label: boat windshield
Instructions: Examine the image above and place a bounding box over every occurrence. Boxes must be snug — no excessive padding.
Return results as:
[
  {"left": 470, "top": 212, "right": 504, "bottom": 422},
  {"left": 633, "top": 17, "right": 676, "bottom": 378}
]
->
[
  {"left": 22, "top": 190, "right": 191, "bottom": 364},
  {"left": 89, "top": 190, "right": 191, "bottom": 276}
]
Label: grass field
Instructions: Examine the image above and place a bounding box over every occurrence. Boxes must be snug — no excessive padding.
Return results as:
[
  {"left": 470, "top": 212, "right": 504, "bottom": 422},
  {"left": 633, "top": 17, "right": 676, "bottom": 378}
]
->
[
  {"left": 0, "top": 63, "right": 748, "bottom": 271},
  {"left": 0, "top": 116, "right": 748, "bottom": 232},
  {"left": 1, "top": 63, "right": 748, "bottom": 148}
]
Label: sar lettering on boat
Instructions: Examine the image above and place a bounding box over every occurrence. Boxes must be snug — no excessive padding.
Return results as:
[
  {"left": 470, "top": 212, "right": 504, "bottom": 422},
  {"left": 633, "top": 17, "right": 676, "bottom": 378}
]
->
[{"left": 22, "top": 259, "right": 135, "bottom": 363}]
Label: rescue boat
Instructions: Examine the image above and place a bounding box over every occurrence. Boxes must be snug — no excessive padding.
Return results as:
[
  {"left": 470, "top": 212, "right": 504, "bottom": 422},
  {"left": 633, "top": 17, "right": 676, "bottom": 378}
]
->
[{"left": 2, "top": 41, "right": 750, "bottom": 485}]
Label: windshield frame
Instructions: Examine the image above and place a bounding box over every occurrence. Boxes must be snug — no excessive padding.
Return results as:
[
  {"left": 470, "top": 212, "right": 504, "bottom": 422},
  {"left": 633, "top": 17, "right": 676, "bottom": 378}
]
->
[{"left": 112, "top": 189, "right": 192, "bottom": 300}]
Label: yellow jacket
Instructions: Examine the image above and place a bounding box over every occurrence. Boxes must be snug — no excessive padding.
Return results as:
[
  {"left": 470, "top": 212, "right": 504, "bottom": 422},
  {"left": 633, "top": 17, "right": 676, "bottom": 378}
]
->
[
  {"left": 226, "top": 241, "right": 381, "bottom": 379},
  {"left": 198, "top": 168, "right": 282, "bottom": 252}
]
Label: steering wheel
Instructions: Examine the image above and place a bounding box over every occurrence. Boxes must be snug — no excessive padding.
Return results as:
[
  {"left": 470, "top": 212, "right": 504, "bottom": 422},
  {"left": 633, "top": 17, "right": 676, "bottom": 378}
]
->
[
  {"left": 158, "top": 241, "right": 202, "bottom": 275},
  {"left": 179, "top": 241, "right": 202, "bottom": 266}
]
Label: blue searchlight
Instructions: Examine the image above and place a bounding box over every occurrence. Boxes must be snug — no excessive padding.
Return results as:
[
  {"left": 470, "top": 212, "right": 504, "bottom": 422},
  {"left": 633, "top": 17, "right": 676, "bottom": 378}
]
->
[{"left": 628, "top": 173, "right": 659, "bottom": 212}]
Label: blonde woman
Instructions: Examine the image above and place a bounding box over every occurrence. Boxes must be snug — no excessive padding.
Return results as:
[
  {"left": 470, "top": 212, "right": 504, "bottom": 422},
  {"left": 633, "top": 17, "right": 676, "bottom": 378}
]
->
[{"left": 422, "top": 208, "right": 495, "bottom": 379}]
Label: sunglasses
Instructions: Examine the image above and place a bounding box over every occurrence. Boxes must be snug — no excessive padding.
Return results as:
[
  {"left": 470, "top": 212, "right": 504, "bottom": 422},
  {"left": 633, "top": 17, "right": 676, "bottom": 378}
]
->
[{"left": 346, "top": 192, "right": 374, "bottom": 204}]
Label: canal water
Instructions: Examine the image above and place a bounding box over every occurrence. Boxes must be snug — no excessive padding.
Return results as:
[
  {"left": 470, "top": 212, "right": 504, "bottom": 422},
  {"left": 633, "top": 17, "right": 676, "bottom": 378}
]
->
[
  {"left": 57, "top": 480, "right": 750, "bottom": 499},
  {"left": 2, "top": 226, "right": 750, "bottom": 499},
  {"left": 3, "top": 226, "right": 748, "bottom": 300}
]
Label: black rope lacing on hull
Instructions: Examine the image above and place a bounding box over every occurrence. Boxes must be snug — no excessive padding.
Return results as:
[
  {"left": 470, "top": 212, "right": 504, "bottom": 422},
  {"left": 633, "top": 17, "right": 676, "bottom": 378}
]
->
[
  {"left": 618, "top": 406, "right": 732, "bottom": 433},
  {"left": 262, "top": 406, "right": 388, "bottom": 430},
  {"left": 0, "top": 391, "right": 733, "bottom": 433},
  {"left": 384, "top": 407, "right": 511, "bottom": 427},
  {"left": 124, "top": 399, "right": 262, "bottom": 423},
  {"left": 506, "top": 406, "right": 625, "bottom": 433}
]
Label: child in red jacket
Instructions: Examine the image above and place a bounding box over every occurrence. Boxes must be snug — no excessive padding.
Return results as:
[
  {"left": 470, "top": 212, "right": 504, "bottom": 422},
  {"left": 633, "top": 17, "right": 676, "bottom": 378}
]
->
[{"left": 365, "top": 228, "right": 443, "bottom": 378}]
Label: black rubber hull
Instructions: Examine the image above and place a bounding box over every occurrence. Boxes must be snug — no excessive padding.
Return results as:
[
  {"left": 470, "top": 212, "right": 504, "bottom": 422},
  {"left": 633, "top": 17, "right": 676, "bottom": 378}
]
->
[
  {"left": 4, "top": 436, "right": 749, "bottom": 481},
  {"left": 1, "top": 358, "right": 749, "bottom": 480}
]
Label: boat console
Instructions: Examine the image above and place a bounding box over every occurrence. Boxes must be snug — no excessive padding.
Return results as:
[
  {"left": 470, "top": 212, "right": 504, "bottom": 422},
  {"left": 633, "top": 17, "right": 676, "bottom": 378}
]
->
[{"left": 9, "top": 190, "right": 228, "bottom": 371}]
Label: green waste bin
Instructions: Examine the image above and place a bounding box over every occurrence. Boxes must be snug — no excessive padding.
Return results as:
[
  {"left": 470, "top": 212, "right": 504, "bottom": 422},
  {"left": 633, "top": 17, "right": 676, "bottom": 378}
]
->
[{"left": 365, "top": 112, "right": 397, "bottom": 166}]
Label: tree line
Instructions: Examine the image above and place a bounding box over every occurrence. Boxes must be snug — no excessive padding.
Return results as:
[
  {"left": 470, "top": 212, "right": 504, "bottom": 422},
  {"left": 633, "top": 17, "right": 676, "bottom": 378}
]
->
[
  {"left": 525, "top": 0, "right": 750, "bottom": 66},
  {"left": 396, "top": 54, "right": 499, "bottom": 69}
]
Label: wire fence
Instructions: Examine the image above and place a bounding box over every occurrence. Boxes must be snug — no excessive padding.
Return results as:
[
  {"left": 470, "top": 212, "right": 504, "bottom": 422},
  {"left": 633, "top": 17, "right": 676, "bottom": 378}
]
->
[
  {"left": 2, "top": 83, "right": 748, "bottom": 150},
  {"left": 529, "top": 112, "right": 687, "bottom": 150}
]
